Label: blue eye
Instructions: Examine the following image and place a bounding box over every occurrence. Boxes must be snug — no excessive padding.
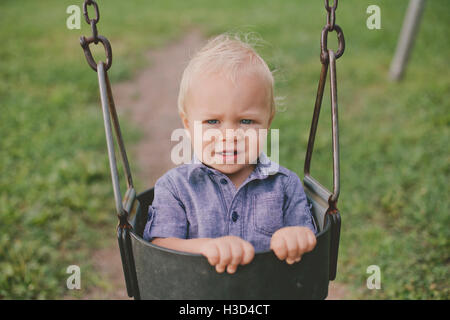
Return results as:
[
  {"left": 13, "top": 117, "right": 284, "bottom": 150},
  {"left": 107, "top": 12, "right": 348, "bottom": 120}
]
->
[
  {"left": 206, "top": 119, "right": 219, "bottom": 125},
  {"left": 241, "top": 119, "right": 253, "bottom": 125}
]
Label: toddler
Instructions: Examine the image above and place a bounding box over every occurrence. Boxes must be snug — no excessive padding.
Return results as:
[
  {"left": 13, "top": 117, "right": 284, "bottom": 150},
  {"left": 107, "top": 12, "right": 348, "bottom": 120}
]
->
[{"left": 143, "top": 33, "right": 316, "bottom": 274}]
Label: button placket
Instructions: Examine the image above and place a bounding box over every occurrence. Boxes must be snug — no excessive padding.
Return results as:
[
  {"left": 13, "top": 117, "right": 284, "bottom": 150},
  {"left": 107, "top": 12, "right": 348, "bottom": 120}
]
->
[
  {"left": 227, "top": 191, "right": 244, "bottom": 237},
  {"left": 216, "top": 175, "right": 235, "bottom": 207},
  {"left": 212, "top": 172, "right": 245, "bottom": 237}
]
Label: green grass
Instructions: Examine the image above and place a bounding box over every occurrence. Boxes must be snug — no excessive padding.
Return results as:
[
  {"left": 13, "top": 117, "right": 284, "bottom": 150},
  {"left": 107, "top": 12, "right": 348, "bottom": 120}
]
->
[{"left": 0, "top": 0, "right": 448, "bottom": 299}]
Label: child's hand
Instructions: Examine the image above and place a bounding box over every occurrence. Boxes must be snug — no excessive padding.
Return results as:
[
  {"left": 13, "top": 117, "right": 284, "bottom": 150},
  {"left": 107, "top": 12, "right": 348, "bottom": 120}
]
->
[
  {"left": 200, "top": 236, "right": 255, "bottom": 274},
  {"left": 270, "top": 226, "right": 316, "bottom": 264}
]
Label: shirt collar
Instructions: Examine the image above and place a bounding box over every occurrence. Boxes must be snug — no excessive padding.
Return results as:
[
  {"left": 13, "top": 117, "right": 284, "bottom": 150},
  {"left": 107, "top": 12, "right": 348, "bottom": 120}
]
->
[{"left": 186, "top": 152, "right": 287, "bottom": 181}]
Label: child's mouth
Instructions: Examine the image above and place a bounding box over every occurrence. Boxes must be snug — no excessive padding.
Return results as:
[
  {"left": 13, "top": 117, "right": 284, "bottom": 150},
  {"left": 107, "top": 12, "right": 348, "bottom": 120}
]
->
[{"left": 217, "top": 150, "right": 239, "bottom": 163}]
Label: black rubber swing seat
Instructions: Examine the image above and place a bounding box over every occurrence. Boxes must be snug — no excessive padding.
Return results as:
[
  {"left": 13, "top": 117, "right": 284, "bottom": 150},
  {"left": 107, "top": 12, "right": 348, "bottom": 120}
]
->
[{"left": 120, "top": 172, "right": 340, "bottom": 300}]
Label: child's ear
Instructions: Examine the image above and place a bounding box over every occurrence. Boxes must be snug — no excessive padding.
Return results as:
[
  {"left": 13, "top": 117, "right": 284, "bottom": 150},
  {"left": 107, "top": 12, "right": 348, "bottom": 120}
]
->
[
  {"left": 179, "top": 111, "right": 190, "bottom": 130},
  {"left": 179, "top": 111, "right": 191, "bottom": 140}
]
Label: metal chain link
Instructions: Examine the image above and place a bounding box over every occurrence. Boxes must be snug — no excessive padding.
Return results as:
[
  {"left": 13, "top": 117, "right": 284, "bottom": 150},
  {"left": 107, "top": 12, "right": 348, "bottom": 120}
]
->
[
  {"left": 80, "top": 0, "right": 112, "bottom": 71},
  {"left": 83, "top": 0, "right": 100, "bottom": 42},
  {"left": 325, "top": 0, "right": 337, "bottom": 31},
  {"left": 320, "top": 0, "right": 345, "bottom": 64},
  {"left": 324, "top": 0, "right": 337, "bottom": 11},
  {"left": 83, "top": 0, "right": 99, "bottom": 24}
]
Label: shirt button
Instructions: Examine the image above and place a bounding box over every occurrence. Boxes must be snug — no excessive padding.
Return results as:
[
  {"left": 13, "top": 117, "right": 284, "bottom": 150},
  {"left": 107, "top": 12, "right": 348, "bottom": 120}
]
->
[
  {"left": 231, "top": 211, "right": 239, "bottom": 222},
  {"left": 220, "top": 178, "right": 228, "bottom": 185}
]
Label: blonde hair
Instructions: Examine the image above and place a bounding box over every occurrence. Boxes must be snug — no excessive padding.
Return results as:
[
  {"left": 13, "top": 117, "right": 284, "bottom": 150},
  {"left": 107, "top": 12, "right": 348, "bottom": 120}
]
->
[{"left": 178, "top": 32, "right": 275, "bottom": 116}]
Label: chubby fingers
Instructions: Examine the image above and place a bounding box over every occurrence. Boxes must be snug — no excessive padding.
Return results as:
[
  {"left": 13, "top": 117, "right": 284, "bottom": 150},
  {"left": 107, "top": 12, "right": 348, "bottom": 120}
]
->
[
  {"left": 286, "top": 230, "right": 302, "bottom": 264},
  {"left": 271, "top": 227, "right": 317, "bottom": 264},
  {"left": 270, "top": 233, "right": 288, "bottom": 261},
  {"left": 241, "top": 240, "right": 255, "bottom": 265},
  {"left": 201, "top": 237, "right": 255, "bottom": 274},
  {"left": 225, "top": 238, "right": 255, "bottom": 274},
  {"left": 302, "top": 227, "right": 317, "bottom": 253},
  {"left": 216, "top": 240, "right": 232, "bottom": 273},
  {"left": 226, "top": 240, "right": 243, "bottom": 274},
  {"left": 200, "top": 241, "right": 220, "bottom": 266}
]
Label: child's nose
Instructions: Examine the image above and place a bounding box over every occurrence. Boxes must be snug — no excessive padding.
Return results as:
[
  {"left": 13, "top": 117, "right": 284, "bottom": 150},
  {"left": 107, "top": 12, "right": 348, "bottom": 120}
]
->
[
  {"left": 221, "top": 128, "right": 245, "bottom": 145},
  {"left": 219, "top": 123, "right": 237, "bottom": 138}
]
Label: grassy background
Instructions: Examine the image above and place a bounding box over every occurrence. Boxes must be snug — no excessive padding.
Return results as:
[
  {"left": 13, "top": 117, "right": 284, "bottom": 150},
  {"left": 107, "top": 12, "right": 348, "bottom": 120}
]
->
[{"left": 0, "top": 0, "right": 448, "bottom": 299}]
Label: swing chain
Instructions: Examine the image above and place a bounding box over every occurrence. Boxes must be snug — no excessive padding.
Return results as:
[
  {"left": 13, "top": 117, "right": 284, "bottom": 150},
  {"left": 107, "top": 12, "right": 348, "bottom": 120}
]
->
[
  {"left": 324, "top": 0, "right": 338, "bottom": 31},
  {"left": 83, "top": 0, "right": 100, "bottom": 42},
  {"left": 321, "top": 0, "right": 345, "bottom": 64},
  {"left": 80, "top": 0, "right": 113, "bottom": 71}
]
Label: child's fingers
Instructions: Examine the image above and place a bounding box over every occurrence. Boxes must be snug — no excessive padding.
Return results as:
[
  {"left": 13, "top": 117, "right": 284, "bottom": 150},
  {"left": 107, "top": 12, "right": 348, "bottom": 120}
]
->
[
  {"left": 215, "top": 264, "right": 226, "bottom": 273},
  {"left": 216, "top": 241, "right": 231, "bottom": 273},
  {"left": 270, "top": 234, "right": 288, "bottom": 260},
  {"left": 287, "top": 236, "right": 305, "bottom": 264},
  {"left": 297, "top": 228, "right": 316, "bottom": 254},
  {"left": 229, "top": 240, "right": 243, "bottom": 266},
  {"left": 226, "top": 264, "right": 237, "bottom": 274},
  {"left": 241, "top": 241, "right": 255, "bottom": 265},
  {"left": 227, "top": 241, "right": 243, "bottom": 274},
  {"left": 307, "top": 230, "right": 317, "bottom": 252},
  {"left": 201, "top": 243, "right": 220, "bottom": 266},
  {"left": 295, "top": 231, "right": 308, "bottom": 255},
  {"left": 290, "top": 228, "right": 317, "bottom": 264},
  {"left": 285, "top": 232, "right": 300, "bottom": 262}
]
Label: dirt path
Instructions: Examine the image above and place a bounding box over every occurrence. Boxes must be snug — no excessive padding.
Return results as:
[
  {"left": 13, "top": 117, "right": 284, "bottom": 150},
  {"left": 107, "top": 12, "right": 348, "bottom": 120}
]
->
[
  {"left": 83, "top": 30, "right": 349, "bottom": 300},
  {"left": 114, "top": 30, "right": 206, "bottom": 186}
]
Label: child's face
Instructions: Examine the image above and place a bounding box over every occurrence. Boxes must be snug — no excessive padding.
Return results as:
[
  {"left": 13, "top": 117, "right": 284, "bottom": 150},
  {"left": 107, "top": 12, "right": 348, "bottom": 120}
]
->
[{"left": 181, "top": 70, "right": 274, "bottom": 177}]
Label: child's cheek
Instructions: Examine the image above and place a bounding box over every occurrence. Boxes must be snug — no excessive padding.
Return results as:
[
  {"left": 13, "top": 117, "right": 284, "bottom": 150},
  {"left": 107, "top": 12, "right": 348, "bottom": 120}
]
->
[
  {"left": 192, "top": 135, "right": 216, "bottom": 165},
  {"left": 250, "top": 128, "right": 267, "bottom": 163},
  {"left": 202, "top": 140, "right": 216, "bottom": 164}
]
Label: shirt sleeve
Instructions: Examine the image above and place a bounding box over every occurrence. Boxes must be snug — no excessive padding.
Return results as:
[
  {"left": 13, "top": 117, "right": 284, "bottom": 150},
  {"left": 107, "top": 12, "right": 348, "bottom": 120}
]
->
[
  {"left": 282, "top": 172, "right": 317, "bottom": 234},
  {"left": 143, "top": 174, "right": 188, "bottom": 241}
]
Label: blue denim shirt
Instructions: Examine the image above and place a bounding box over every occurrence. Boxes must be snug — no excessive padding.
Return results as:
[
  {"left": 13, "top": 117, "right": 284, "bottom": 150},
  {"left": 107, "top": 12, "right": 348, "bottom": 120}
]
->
[{"left": 143, "top": 153, "right": 316, "bottom": 253}]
